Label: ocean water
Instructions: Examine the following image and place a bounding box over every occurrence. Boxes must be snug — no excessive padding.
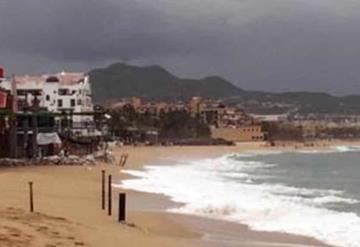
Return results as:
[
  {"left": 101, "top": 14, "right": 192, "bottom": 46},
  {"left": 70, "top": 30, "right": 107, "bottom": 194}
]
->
[{"left": 117, "top": 146, "right": 360, "bottom": 247}]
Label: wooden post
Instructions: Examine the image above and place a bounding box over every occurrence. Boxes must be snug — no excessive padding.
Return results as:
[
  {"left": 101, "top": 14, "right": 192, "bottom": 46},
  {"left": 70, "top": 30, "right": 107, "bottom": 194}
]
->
[
  {"left": 118, "top": 155, "right": 123, "bottom": 166},
  {"left": 101, "top": 170, "right": 105, "bottom": 210},
  {"left": 28, "top": 182, "right": 34, "bottom": 212},
  {"left": 122, "top": 154, "right": 129, "bottom": 167},
  {"left": 118, "top": 193, "right": 126, "bottom": 222},
  {"left": 108, "top": 175, "right": 112, "bottom": 216}
]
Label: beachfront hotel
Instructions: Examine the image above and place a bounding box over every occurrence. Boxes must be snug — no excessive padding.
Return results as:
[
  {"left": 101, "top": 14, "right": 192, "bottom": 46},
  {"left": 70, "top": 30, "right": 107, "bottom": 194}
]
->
[{"left": 0, "top": 71, "right": 94, "bottom": 134}]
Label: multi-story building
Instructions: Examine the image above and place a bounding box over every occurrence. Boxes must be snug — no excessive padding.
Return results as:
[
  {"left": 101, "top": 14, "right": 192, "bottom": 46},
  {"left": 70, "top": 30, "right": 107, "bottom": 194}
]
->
[
  {"left": 188, "top": 96, "right": 204, "bottom": 116},
  {"left": 186, "top": 96, "right": 265, "bottom": 142},
  {"left": 111, "top": 97, "right": 142, "bottom": 110},
  {"left": 0, "top": 72, "right": 94, "bottom": 132},
  {"left": 211, "top": 124, "right": 264, "bottom": 142}
]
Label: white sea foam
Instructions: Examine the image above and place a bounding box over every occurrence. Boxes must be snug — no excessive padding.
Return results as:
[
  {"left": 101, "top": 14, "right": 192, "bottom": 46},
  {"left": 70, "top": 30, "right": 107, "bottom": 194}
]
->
[
  {"left": 117, "top": 154, "right": 360, "bottom": 247},
  {"left": 312, "top": 195, "right": 359, "bottom": 205},
  {"left": 295, "top": 149, "right": 336, "bottom": 154},
  {"left": 281, "top": 145, "right": 360, "bottom": 154},
  {"left": 333, "top": 146, "right": 360, "bottom": 153}
]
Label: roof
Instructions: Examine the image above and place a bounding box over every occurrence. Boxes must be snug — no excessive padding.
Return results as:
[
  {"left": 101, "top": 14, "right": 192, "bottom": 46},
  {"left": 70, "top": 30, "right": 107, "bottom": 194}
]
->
[
  {"left": 55, "top": 72, "right": 85, "bottom": 85},
  {"left": 14, "top": 72, "right": 86, "bottom": 86}
]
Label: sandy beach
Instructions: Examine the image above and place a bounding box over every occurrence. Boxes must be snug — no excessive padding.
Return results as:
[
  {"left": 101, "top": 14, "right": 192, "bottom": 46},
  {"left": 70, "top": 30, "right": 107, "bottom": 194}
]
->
[{"left": 1, "top": 141, "right": 352, "bottom": 247}]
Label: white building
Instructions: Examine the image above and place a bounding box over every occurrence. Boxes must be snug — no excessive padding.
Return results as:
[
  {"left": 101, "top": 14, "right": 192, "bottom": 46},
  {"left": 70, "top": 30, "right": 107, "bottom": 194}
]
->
[
  {"left": 0, "top": 72, "right": 94, "bottom": 132},
  {"left": 249, "top": 113, "right": 288, "bottom": 122}
]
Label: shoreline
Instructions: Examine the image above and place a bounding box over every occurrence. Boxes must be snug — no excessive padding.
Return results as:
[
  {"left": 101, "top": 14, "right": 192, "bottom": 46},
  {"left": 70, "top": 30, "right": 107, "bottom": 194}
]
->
[
  {"left": 112, "top": 143, "right": 336, "bottom": 247},
  {"left": 1, "top": 141, "right": 356, "bottom": 246}
]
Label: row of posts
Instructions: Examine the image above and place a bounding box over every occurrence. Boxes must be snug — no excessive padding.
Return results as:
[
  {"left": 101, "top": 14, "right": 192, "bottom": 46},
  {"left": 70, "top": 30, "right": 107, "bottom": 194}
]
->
[
  {"left": 27, "top": 169, "right": 126, "bottom": 223},
  {"left": 102, "top": 170, "right": 126, "bottom": 222}
]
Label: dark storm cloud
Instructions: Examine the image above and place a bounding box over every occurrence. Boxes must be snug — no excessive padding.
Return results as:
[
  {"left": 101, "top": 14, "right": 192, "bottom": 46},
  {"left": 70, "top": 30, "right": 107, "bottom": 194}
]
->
[
  {"left": 0, "top": 0, "right": 197, "bottom": 60},
  {"left": 1, "top": 0, "right": 360, "bottom": 94}
]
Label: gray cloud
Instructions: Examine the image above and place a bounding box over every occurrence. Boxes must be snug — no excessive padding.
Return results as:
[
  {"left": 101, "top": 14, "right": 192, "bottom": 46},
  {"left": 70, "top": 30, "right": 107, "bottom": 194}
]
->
[{"left": 1, "top": 0, "right": 360, "bottom": 95}]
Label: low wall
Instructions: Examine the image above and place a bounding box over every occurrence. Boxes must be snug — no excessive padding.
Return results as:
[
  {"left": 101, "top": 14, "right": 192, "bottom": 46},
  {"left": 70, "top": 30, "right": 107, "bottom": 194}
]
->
[{"left": 211, "top": 127, "right": 264, "bottom": 142}]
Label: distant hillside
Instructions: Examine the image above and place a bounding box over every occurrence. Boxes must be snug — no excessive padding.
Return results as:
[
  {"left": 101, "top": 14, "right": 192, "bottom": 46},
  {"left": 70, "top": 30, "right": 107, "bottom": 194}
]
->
[
  {"left": 89, "top": 63, "right": 242, "bottom": 102},
  {"left": 89, "top": 63, "right": 360, "bottom": 113},
  {"left": 227, "top": 91, "right": 360, "bottom": 114}
]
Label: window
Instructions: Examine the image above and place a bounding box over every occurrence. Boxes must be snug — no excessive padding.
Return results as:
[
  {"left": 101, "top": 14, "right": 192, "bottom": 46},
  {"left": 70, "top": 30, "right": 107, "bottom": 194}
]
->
[
  {"left": 17, "top": 90, "right": 26, "bottom": 96},
  {"left": 70, "top": 99, "right": 75, "bottom": 107},
  {"left": 57, "top": 99, "right": 63, "bottom": 107},
  {"left": 46, "top": 95, "right": 50, "bottom": 101},
  {"left": 58, "top": 89, "right": 69, "bottom": 95},
  {"left": 77, "top": 99, "right": 82, "bottom": 105},
  {"left": 46, "top": 76, "right": 59, "bottom": 83}
]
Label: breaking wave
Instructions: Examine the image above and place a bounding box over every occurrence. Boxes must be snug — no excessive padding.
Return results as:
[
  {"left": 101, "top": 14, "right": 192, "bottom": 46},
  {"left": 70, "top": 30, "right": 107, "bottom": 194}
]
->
[{"left": 117, "top": 153, "right": 360, "bottom": 247}]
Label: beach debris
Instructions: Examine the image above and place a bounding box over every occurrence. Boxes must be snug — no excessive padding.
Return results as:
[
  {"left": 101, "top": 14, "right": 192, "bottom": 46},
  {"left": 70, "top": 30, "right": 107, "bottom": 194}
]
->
[
  {"left": 118, "top": 154, "right": 129, "bottom": 167},
  {"left": 93, "top": 150, "right": 116, "bottom": 164},
  {"left": 115, "top": 141, "right": 124, "bottom": 147},
  {"left": 41, "top": 155, "right": 96, "bottom": 166},
  {"left": 123, "top": 222, "right": 136, "bottom": 228},
  {"left": 0, "top": 154, "right": 97, "bottom": 167},
  {"left": 0, "top": 159, "right": 27, "bottom": 167}
]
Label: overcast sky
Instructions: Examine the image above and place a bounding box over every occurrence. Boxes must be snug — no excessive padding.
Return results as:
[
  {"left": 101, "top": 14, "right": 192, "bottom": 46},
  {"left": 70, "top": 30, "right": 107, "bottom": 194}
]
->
[{"left": 1, "top": 0, "right": 360, "bottom": 95}]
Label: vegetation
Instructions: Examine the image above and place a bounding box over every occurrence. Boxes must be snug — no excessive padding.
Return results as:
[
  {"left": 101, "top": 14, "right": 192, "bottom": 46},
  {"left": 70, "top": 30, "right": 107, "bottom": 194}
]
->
[
  {"left": 318, "top": 127, "right": 360, "bottom": 139},
  {"left": 157, "top": 111, "right": 210, "bottom": 139},
  {"left": 262, "top": 122, "right": 304, "bottom": 141},
  {"left": 108, "top": 105, "right": 210, "bottom": 141}
]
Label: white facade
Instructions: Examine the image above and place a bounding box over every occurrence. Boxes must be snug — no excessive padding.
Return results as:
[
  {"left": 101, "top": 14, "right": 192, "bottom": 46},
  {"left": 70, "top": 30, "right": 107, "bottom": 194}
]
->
[
  {"left": 0, "top": 72, "right": 94, "bottom": 126},
  {"left": 250, "top": 113, "right": 288, "bottom": 122}
]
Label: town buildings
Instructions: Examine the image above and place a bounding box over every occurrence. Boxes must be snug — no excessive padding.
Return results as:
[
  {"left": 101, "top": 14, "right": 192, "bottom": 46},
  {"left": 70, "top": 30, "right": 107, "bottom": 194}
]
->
[
  {"left": 186, "top": 96, "right": 265, "bottom": 142},
  {"left": 110, "top": 96, "right": 266, "bottom": 142},
  {"left": 111, "top": 97, "right": 187, "bottom": 116}
]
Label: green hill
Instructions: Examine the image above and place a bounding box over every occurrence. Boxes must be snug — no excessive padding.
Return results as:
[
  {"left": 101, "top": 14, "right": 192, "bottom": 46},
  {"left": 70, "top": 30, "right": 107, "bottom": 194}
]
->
[{"left": 89, "top": 63, "right": 242, "bottom": 103}]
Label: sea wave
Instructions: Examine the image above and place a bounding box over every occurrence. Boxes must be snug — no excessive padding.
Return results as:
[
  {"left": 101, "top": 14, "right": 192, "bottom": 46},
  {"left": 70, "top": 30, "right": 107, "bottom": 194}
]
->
[
  {"left": 295, "top": 145, "right": 360, "bottom": 154},
  {"left": 226, "top": 145, "right": 360, "bottom": 156},
  {"left": 117, "top": 155, "right": 360, "bottom": 247},
  {"left": 332, "top": 145, "right": 360, "bottom": 153}
]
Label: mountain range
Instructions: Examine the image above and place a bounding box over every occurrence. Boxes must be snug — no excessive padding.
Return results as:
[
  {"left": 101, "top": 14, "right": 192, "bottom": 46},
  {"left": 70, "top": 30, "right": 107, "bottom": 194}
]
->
[{"left": 89, "top": 63, "right": 360, "bottom": 113}]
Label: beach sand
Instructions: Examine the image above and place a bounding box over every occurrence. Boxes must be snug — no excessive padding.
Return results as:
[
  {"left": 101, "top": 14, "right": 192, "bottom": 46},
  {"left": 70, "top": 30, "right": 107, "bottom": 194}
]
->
[{"left": 0, "top": 142, "right": 344, "bottom": 247}]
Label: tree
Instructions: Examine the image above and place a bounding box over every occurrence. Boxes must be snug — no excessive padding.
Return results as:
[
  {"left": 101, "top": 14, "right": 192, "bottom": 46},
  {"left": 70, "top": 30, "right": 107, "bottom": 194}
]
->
[{"left": 108, "top": 107, "right": 211, "bottom": 141}]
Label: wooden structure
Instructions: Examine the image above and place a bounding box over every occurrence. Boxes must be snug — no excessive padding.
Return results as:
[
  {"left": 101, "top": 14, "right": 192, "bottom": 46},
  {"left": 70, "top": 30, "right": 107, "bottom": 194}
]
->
[{"left": 0, "top": 110, "right": 104, "bottom": 158}]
